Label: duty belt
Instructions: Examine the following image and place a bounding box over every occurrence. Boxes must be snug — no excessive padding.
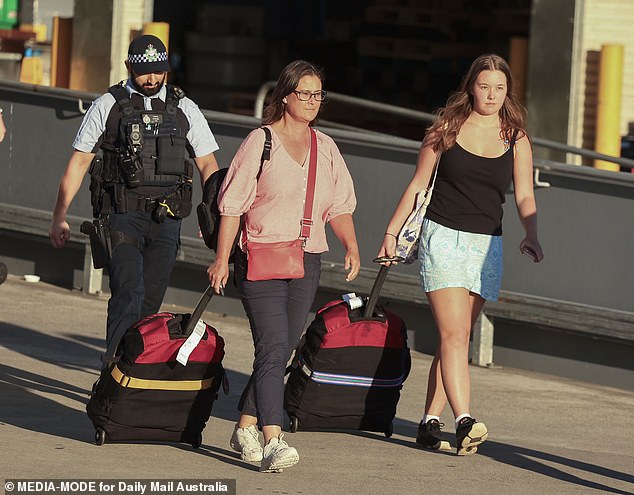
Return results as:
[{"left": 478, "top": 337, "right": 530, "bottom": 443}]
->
[
  {"left": 126, "top": 195, "right": 156, "bottom": 212},
  {"left": 126, "top": 193, "right": 186, "bottom": 224}
]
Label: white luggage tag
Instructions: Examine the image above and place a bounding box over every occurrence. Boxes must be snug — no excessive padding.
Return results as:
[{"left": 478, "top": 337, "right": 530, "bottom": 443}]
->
[
  {"left": 176, "top": 318, "right": 207, "bottom": 366},
  {"left": 342, "top": 292, "right": 363, "bottom": 310}
]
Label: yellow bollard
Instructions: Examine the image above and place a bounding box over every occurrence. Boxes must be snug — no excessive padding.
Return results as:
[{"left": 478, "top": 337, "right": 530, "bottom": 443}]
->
[
  {"left": 19, "top": 52, "right": 43, "bottom": 85},
  {"left": 143, "top": 22, "right": 169, "bottom": 50},
  {"left": 594, "top": 44, "right": 624, "bottom": 171}
]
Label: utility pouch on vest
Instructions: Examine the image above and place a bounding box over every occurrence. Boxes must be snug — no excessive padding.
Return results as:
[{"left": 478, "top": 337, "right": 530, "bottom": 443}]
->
[
  {"left": 156, "top": 135, "right": 188, "bottom": 175},
  {"left": 101, "top": 147, "right": 119, "bottom": 183},
  {"left": 88, "top": 154, "right": 104, "bottom": 218},
  {"left": 118, "top": 148, "right": 143, "bottom": 187},
  {"left": 113, "top": 184, "right": 128, "bottom": 213},
  {"left": 80, "top": 218, "right": 112, "bottom": 269},
  {"left": 175, "top": 182, "right": 193, "bottom": 218},
  {"left": 185, "top": 158, "right": 194, "bottom": 179}
]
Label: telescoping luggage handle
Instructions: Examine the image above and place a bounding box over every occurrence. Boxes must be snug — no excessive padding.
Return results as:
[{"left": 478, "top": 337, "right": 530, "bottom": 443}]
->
[
  {"left": 364, "top": 256, "right": 404, "bottom": 318},
  {"left": 185, "top": 284, "right": 219, "bottom": 334},
  {"left": 176, "top": 284, "right": 221, "bottom": 366}
]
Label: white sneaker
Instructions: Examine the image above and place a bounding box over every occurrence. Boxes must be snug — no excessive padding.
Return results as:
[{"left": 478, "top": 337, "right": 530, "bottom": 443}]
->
[
  {"left": 229, "top": 425, "right": 263, "bottom": 462},
  {"left": 260, "top": 433, "right": 299, "bottom": 473}
]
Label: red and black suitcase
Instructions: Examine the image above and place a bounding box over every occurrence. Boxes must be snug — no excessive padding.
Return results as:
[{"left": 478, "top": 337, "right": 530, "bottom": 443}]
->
[
  {"left": 284, "top": 257, "right": 410, "bottom": 437},
  {"left": 86, "top": 286, "right": 225, "bottom": 447}
]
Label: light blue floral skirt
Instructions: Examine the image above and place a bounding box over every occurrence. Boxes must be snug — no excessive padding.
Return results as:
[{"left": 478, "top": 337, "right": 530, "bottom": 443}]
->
[{"left": 419, "top": 218, "right": 503, "bottom": 302}]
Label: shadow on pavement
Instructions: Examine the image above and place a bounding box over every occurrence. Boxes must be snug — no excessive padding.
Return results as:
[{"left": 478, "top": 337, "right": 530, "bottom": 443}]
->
[
  {"left": 0, "top": 363, "right": 93, "bottom": 442},
  {"left": 484, "top": 441, "right": 634, "bottom": 495},
  {"left": 0, "top": 321, "right": 102, "bottom": 371},
  {"left": 189, "top": 444, "right": 261, "bottom": 471},
  {"left": 343, "top": 426, "right": 634, "bottom": 495}
]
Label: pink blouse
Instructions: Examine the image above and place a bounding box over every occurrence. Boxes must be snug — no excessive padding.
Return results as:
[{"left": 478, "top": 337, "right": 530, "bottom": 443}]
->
[{"left": 217, "top": 126, "right": 357, "bottom": 253}]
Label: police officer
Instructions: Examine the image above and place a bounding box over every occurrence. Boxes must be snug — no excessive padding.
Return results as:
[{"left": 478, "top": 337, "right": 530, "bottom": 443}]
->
[{"left": 49, "top": 34, "right": 219, "bottom": 361}]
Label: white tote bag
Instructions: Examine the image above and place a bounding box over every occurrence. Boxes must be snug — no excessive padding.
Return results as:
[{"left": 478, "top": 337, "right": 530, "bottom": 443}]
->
[{"left": 395, "top": 152, "right": 441, "bottom": 264}]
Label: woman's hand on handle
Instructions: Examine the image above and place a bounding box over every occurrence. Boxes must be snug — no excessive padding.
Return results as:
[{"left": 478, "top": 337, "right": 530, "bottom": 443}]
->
[
  {"left": 377, "top": 232, "right": 398, "bottom": 266},
  {"left": 207, "top": 261, "right": 229, "bottom": 295}
]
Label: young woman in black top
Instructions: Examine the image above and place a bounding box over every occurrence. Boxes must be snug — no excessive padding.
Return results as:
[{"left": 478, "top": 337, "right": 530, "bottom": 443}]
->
[{"left": 379, "top": 54, "right": 543, "bottom": 455}]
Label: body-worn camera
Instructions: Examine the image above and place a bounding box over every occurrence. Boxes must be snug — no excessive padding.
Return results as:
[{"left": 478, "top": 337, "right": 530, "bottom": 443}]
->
[
  {"left": 128, "top": 123, "right": 143, "bottom": 148},
  {"left": 119, "top": 123, "right": 144, "bottom": 187}
]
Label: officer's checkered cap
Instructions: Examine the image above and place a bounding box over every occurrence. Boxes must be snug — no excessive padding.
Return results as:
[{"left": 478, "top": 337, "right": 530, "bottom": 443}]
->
[{"left": 127, "top": 34, "right": 170, "bottom": 75}]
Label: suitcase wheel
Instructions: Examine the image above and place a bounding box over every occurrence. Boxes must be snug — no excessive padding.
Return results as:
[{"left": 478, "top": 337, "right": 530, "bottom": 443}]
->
[
  {"left": 288, "top": 416, "right": 299, "bottom": 433},
  {"left": 191, "top": 433, "right": 202, "bottom": 449},
  {"left": 384, "top": 423, "right": 393, "bottom": 438},
  {"left": 95, "top": 427, "right": 106, "bottom": 446}
]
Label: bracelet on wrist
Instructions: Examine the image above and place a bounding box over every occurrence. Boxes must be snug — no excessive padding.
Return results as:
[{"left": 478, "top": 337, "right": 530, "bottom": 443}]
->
[{"left": 385, "top": 232, "right": 398, "bottom": 239}]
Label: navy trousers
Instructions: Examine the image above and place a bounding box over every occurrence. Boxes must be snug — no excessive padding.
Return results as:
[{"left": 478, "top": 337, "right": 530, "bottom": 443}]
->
[
  {"left": 235, "top": 249, "right": 321, "bottom": 426},
  {"left": 105, "top": 210, "right": 181, "bottom": 355}
]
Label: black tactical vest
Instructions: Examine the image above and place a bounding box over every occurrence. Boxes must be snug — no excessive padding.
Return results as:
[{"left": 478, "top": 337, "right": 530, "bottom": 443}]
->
[{"left": 91, "top": 82, "right": 195, "bottom": 218}]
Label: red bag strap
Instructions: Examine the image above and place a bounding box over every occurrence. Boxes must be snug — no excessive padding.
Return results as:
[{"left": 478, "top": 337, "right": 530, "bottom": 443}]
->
[
  {"left": 242, "top": 127, "right": 318, "bottom": 246},
  {"left": 300, "top": 128, "right": 318, "bottom": 240}
]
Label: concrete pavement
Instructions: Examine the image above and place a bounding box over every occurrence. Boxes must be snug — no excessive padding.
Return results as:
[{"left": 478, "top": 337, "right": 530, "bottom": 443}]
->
[{"left": 0, "top": 275, "right": 633, "bottom": 495}]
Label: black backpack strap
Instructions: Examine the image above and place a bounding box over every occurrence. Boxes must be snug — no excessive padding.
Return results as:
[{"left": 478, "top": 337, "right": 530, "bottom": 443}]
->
[
  {"left": 258, "top": 126, "right": 272, "bottom": 180},
  {"left": 108, "top": 82, "right": 134, "bottom": 116},
  {"left": 261, "top": 126, "right": 272, "bottom": 162},
  {"left": 166, "top": 84, "right": 184, "bottom": 115}
]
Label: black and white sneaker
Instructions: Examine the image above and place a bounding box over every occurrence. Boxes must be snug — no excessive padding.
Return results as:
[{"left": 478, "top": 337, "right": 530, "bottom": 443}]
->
[
  {"left": 416, "top": 419, "right": 445, "bottom": 449},
  {"left": 455, "top": 417, "right": 488, "bottom": 455}
]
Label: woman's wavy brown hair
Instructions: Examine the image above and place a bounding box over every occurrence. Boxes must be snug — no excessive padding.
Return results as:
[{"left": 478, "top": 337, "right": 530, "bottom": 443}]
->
[
  {"left": 424, "top": 54, "right": 528, "bottom": 152},
  {"left": 262, "top": 60, "right": 325, "bottom": 126}
]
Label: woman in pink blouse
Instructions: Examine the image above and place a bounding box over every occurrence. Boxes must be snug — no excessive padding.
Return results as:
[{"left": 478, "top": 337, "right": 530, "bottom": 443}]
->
[{"left": 207, "top": 60, "right": 360, "bottom": 472}]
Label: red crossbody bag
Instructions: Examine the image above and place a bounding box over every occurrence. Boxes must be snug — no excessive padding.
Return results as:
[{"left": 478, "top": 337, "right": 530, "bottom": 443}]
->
[{"left": 245, "top": 128, "right": 318, "bottom": 281}]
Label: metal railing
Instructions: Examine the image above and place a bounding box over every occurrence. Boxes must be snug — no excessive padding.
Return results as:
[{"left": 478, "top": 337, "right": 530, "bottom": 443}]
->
[
  {"left": 0, "top": 79, "right": 99, "bottom": 114},
  {"left": 3, "top": 78, "right": 633, "bottom": 171},
  {"left": 254, "top": 81, "right": 634, "bottom": 171}
]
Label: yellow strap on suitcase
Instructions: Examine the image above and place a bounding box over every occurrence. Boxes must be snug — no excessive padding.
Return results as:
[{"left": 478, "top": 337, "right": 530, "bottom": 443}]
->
[{"left": 111, "top": 365, "right": 214, "bottom": 391}]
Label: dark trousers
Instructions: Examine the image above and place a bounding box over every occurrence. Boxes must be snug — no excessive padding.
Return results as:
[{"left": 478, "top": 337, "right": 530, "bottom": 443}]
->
[
  {"left": 235, "top": 249, "right": 321, "bottom": 426},
  {"left": 105, "top": 210, "right": 181, "bottom": 354}
]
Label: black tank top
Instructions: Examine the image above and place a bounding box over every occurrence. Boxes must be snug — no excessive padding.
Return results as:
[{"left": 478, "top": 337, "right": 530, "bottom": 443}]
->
[{"left": 425, "top": 142, "right": 514, "bottom": 236}]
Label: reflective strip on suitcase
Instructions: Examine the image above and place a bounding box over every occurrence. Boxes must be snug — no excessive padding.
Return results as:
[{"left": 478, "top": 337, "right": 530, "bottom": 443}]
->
[
  {"left": 111, "top": 365, "right": 215, "bottom": 391},
  {"left": 298, "top": 358, "right": 405, "bottom": 388}
]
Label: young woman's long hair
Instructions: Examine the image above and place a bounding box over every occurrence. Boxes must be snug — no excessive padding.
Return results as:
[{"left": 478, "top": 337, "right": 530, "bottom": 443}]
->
[
  {"left": 262, "top": 60, "right": 325, "bottom": 126},
  {"left": 424, "top": 54, "right": 528, "bottom": 152}
]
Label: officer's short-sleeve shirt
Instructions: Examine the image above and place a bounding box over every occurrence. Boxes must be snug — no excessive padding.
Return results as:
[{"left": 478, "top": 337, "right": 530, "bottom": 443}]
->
[{"left": 73, "top": 80, "right": 219, "bottom": 157}]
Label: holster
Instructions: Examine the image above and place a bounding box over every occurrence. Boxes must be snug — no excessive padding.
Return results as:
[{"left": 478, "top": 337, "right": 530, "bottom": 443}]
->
[{"left": 81, "top": 218, "right": 112, "bottom": 269}]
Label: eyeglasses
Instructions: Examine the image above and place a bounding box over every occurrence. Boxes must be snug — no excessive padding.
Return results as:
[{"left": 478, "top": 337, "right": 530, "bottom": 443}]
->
[{"left": 293, "top": 90, "right": 327, "bottom": 101}]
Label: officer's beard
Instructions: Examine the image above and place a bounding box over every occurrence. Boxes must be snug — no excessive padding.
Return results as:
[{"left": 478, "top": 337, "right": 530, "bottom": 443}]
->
[{"left": 132, "top": 73, "right": 166, "bottom": 97}]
